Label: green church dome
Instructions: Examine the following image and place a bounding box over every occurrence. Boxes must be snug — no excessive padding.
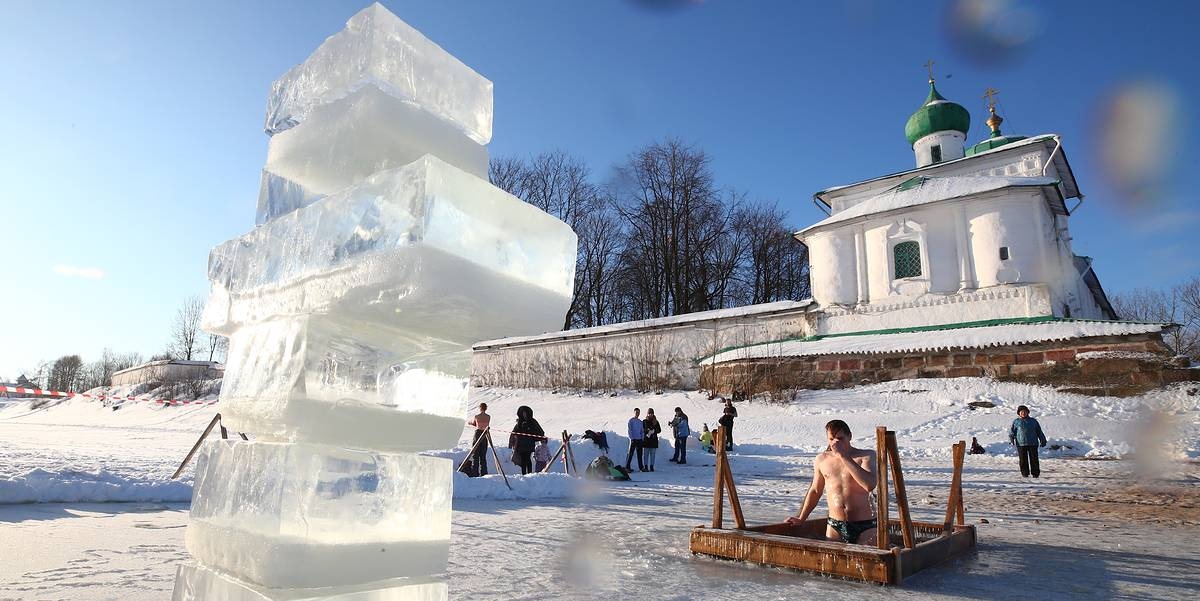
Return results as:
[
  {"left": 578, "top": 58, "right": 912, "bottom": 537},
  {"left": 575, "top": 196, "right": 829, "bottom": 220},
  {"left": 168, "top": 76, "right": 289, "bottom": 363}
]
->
[{"left": 904, "top": 82, "right": 971, "bottom": 146}]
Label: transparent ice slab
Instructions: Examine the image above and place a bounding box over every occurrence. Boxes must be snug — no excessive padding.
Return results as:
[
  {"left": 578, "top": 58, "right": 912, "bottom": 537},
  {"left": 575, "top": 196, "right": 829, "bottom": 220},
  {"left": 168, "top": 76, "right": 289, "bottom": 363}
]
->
[
  {"left": 266, "top": 2, "right": 492, "bottom": 145},
  {"left": 186, "top": 441, "right": 452, "bottom": 589},
  {"left": 257, "top": 171, "right": 326, "bottom": 226},
  {"left": 264, "top": 85, "right": 489, "bottom": 201},
  {"left": 203, "top": 155, "right": 576, "bottom": 335},
  {"left": 216, "top": 317, "right": 469, "bottom": 451},
  {"left": 172, "top": 562, "right": 447, "bottom": 601}
]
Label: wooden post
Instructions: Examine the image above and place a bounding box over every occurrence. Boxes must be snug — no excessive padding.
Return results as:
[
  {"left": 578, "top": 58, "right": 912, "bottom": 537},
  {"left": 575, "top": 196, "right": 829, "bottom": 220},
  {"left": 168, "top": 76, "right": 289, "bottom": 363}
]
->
[
  {"left": 721, "top": 450, "right": 746, "bottom": 529},
  {"left": 457, "top": 428, "right": 489, "bottom": 474},
  {"left": 956, "top": 449, "right": 966, "bottom": 526},
  {"left": 484, "top": 429, "right": 512, "bottom": 490},
  {"left": 885, "top": 431, "right": 915, "bottom": 549},
  {"left": 876, "top": 426, "right": 889, "bottom": 550},
  {"left": 711, "top": 427, "right": 727, "bottom": 529},
  {"left": 171, "top": 413, "right": 224, "bottom": 480},
  {"left": 562, "top": 430, "right": 578, "bottom": 476},
  {"left": 943, "top": 441, "right": 965, "bottom": 532},
  {"left": 542, "top": 444, "right": 565, "bottom": 474}
]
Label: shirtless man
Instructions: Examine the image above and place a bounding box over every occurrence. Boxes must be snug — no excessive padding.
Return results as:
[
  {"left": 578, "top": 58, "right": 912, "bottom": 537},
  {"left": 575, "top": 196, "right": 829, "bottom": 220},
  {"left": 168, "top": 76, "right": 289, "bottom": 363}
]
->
[{"left": 785, "top": 420, "right": 878, "bottom": 545}]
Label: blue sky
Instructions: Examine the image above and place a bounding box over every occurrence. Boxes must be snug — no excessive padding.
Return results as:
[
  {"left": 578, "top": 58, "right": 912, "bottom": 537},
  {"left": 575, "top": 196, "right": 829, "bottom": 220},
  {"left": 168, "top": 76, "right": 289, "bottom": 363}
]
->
[{"left": 2, "top": 0, "right": 1197, "bottom": 380}]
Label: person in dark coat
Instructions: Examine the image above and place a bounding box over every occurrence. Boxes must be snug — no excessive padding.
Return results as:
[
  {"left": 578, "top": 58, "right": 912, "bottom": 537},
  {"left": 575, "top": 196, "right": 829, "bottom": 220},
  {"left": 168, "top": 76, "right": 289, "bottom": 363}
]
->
[
  {"left": 509, "top": 405, "right": 546, "bottom": 475},
  {"left": 719, "top": 398, "right": 738, "bottom": 450},
  {"left": 642, "top": 408, "right": 663, "bottom": 472}
]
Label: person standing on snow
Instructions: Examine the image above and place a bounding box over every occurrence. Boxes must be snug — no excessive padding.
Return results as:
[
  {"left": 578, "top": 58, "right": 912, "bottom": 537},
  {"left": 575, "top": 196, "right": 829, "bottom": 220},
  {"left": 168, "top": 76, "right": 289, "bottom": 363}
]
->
[
  {"left": 509, "top": 405, "right": 546, "bottom": 475},
  {"left": 625, "top": 408, "right": 646, "bottom": 472},
  {"left": 719, "top": 398, "right": 738, "bottom": 450},
  {"left": 533, "top": 439, "right": 551, "bottom": 473},
  {"left": 643, "top": 408, "right": 662, "bottom": 472},
  {"left": 669, "top": 407, "right": 690, "bottom": 464},
  {"left": 466, "top": 403, "right": 491, "bottom": 476},
  {"left": 1009, "top": 405, "right": 1047, "bottom": 478}
]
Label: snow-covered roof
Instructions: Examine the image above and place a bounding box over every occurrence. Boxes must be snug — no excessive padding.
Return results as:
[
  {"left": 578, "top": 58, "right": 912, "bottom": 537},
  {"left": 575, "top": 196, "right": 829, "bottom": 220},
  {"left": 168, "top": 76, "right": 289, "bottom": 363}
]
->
[
  {"left": 797, "top": 175, "right": 1061, "bottom": 237},
  {"left": 812, "top": 134, "right": 1080, "bottom": 207},
  {"left": 704, "top": 319, "right": 1166, "bottom": 364},
  {"left": 473, "top": 300, "right": 814, "bottom": 349}
]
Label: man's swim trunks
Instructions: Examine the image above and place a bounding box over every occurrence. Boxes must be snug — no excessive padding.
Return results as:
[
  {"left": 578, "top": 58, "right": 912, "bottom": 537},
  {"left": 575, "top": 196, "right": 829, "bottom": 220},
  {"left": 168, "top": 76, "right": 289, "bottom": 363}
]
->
[{"left": 827, "top": 517, "right": 877, "bottom": 544}]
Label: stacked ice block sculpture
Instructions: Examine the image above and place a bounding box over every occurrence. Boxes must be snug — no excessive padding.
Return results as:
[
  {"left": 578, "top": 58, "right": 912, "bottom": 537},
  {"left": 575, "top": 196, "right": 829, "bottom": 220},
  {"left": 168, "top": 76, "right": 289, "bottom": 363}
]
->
[{"left": 173, "top": 4, "right": 576, "bottom": 599}]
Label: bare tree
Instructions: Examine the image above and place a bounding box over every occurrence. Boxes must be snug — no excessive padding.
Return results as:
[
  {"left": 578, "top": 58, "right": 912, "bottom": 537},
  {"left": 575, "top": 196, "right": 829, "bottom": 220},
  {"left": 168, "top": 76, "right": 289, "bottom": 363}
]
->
[
  {"left": 1112, "top": 277, "right": 1200, "bottom": 359},
  {"left": 206, "top": 333, "right": 228, "bottom": 363},
  {"left": 47, "top": 355, "right": 84, "bottom": 392},
  {"left": 170, "top": 296, "right": 205, "bottom": 361}
]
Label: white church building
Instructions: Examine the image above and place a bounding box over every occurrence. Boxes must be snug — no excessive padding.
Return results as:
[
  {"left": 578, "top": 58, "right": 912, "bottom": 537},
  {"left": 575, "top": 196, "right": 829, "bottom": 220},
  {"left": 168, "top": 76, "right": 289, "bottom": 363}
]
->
[
  {"left": 471, "top": 75, "right": 1186, "bottom": 394},
  {"left": 798, "top": 78, "right": 1116, "bottom": 337}
]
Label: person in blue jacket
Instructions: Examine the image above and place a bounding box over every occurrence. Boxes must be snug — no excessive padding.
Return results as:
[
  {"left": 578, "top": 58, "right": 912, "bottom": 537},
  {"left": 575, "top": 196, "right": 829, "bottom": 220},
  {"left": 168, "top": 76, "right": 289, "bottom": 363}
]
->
[
  {"left": 1009, "top": 405, "right": 1048, "bottom": 478},
  {"left": 669, "top": 407, "right": 690, "bottom": 464}
]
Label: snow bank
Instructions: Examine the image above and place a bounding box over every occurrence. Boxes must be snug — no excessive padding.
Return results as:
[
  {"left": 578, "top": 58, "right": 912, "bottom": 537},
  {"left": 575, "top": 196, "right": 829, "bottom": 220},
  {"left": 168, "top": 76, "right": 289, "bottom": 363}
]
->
[{"left": 0, "top": 467, "right": 193, "bottom": 504}]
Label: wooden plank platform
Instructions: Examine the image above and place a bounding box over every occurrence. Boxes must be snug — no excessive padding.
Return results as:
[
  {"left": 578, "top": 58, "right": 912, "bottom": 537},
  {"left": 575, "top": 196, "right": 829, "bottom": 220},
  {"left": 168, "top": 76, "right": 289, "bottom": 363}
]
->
[
  {"left": 689, "top": 426, "right": 976, "bottom": 585},
  {"left": 690, "top": 519, "right": 976, "bottom": 585}
]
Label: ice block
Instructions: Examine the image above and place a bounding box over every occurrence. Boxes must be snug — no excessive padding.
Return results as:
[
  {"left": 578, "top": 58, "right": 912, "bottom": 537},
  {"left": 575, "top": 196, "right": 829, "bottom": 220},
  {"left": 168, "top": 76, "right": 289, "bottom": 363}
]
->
[
  {"left": 264, "top": 85, "right": 489, "bottom": 201},
  {"left": 172, "top": 562, "right": 447, "bottom": 601},
  {"left": 257, "top": 171, "right": 326, "bottom": 226},
  {"left": 265, "top": 2, "right": 492, "bottom": 145},
  {"left": 186, "top": 441, "right": 452, "bottom": 589}
]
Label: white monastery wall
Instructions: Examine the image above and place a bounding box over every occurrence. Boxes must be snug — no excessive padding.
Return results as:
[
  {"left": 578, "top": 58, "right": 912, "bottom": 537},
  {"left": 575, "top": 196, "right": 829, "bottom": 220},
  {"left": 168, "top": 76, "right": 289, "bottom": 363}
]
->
[{"left": 471, "top": 307, "right": 814, "bottom": 390}]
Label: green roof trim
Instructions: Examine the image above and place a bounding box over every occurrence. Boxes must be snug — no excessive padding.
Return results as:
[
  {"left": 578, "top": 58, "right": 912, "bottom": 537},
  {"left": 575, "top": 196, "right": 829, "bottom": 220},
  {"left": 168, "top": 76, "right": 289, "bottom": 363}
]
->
[
  {"left": 904, "top": 82, "right": 971, "bottom": 146},
  {"left": 694, "top": 316, "right": 1170, "bottom": 364},
  {"left": 966, "top": 134, "right": 1027, "bottom": 156}
]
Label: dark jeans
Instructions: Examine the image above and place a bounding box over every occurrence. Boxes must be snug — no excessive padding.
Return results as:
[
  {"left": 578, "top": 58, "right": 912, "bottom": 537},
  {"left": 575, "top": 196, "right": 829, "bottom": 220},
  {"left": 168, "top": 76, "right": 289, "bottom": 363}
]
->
[
  {"left": 625, "top": 439, "right": 644, "bottom": 470},
  {"left": 515, "top": 450, "right": 534, "bottom": 475},
  {"left": 723, "top": 423, "right": 734, "bottom": 449},
  {"left": 471, "top": 430, "right": 488, "bottom": 476},
  {"left": 1017, "top": 445, "right": 1041, "bottom": 477},
  {"left": 672, "top": 436, "right": 688, "bottom": 463}
]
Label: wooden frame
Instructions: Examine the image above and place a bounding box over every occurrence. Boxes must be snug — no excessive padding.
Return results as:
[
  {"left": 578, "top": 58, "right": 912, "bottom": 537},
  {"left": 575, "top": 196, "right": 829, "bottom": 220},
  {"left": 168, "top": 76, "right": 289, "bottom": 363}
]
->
[{"left": 690, "top": 425, "right": 976, "bottom": 585}]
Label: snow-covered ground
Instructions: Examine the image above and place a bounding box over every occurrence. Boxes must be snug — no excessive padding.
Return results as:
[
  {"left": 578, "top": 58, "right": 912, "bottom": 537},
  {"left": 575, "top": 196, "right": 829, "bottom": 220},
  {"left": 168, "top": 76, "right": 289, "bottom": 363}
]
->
[{"left": 2, "top": 378, "right": 1198, "bottom": 599}]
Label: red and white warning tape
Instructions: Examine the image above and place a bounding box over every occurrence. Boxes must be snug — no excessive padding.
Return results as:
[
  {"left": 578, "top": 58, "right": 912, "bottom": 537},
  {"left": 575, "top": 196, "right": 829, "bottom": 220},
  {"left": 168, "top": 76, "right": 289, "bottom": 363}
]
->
[{"left": 0, "top": 385, "right": 217, "bottom": 406}]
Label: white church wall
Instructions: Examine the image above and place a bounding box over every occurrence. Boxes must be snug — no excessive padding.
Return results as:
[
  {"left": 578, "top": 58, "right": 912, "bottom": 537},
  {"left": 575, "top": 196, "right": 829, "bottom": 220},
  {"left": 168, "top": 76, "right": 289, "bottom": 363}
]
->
[
  {"left": 966, "top": 192, "right": 1045, "bottom": 288},
  {"left": 807, "top": 230, "right": 857, "bottom": 305},
  {"left": 817, "top": 283, "right": 1054, "bottom": 335}
]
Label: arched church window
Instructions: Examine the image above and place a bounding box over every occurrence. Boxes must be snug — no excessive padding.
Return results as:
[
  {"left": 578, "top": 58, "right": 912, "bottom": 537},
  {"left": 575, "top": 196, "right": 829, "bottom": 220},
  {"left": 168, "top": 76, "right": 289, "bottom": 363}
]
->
[
  {"left": 930, "top": 144, "right": 942, "bottom": 163},
  {"left": 894, "top": 241, "right": 922, "bottom": 279}
]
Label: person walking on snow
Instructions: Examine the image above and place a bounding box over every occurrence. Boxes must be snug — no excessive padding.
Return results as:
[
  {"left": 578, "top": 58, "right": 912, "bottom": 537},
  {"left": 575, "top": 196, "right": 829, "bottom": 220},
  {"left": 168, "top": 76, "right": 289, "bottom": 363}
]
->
[
  {"left": 509, "top": 405, "right": 546, "bottom": 475},
  {"left": 1009, "top": 405, "right": 1047, "bottom": 478},
  {"left": 643, "top": 408, "right": 662, "bottom": 472},
  {"left": 625, "top": 408, "right": 646, "bottom": 472},
  {"left": 669, "top": 407, "right": 690, "bottom": 464},
  {"left": 466, "top": 403, "right": 491, "bottom": 477}
]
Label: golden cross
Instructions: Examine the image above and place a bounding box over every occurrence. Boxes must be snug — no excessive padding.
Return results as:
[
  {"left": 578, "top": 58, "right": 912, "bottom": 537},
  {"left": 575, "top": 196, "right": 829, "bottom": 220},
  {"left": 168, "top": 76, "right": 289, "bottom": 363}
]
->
[
  {"left": 983, "top": 87, "right": 1000, "bottom": 110},
  {"left": 924, "top": 59, "right": 936, "bottom": 82}
]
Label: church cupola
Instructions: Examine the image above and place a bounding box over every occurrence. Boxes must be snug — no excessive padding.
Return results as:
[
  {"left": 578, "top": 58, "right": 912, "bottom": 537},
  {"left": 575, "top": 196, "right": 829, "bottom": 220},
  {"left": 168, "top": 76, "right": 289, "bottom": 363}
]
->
[
  {"left": 966, "top": 87, "right": 1026, "bottom": 156},
  {"left": 904, "top": 62, "right": 970, "bottom": 168}
]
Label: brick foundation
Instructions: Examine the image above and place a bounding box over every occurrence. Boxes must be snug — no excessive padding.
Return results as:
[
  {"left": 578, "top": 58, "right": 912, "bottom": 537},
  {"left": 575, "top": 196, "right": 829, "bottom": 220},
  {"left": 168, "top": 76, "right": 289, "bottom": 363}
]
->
[{"left": 701, "top": 333, "right": 1199, "bottom": 398}]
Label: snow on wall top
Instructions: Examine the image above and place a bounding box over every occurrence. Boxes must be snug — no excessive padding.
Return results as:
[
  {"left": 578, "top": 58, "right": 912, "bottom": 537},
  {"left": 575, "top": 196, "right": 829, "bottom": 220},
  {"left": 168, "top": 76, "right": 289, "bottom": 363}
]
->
[
  {"left": 798, "top": 175, "right": 1060, "bottom": 236},
  {"left": 473, "top": 300, "right": 813, "bottom": 349},
  {"left": 705, "top": 319, "right": 1165, "bottom": 364}
]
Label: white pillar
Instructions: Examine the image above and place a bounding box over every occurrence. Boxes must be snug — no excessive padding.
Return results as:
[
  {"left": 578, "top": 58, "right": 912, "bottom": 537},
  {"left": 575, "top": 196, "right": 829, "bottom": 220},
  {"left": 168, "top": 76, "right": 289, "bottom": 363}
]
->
[
  {"left": 954, "top": 205, "right": 975, "bottom": 291},
  {"left": 854, "top": 225, "right": 868, "bottom": 304}
]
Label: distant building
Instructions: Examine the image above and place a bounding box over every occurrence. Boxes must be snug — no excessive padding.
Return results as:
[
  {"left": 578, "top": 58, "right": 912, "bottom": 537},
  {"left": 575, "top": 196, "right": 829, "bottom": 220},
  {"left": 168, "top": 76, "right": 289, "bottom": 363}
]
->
[{"left": 110, "top": 360, "right": 223, "bottom": 388}]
